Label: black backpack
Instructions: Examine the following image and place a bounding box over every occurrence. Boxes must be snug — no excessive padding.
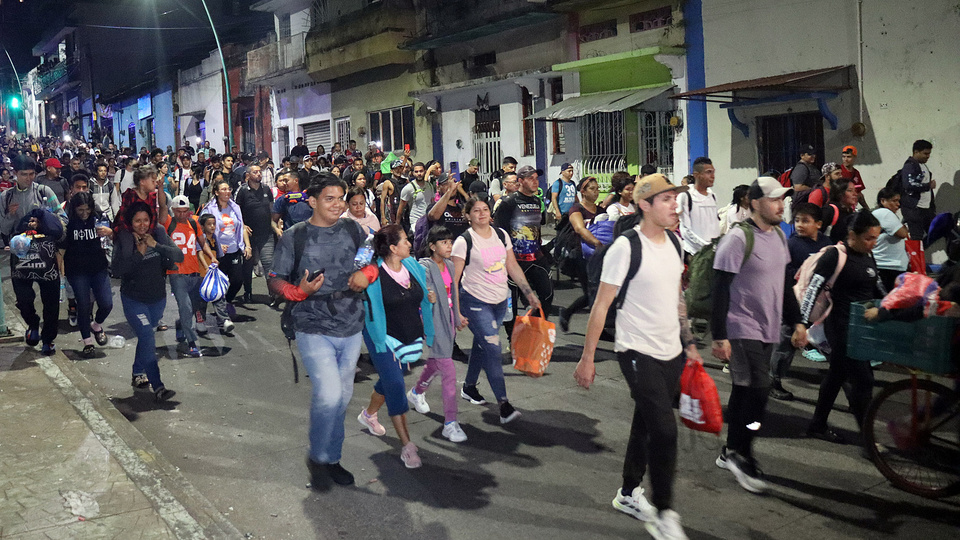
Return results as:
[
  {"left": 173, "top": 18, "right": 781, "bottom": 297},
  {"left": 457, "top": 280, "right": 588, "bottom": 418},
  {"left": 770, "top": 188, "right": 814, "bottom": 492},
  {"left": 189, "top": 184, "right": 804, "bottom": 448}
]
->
[
  {"left": 790, "top": 182, "right": 827, "bottom": 214},
  {"left": 586, "top": 225, "right": 681, "bottom": 329},
  {"left": 460, "top": 227, "right": 508, "bottom": 266},
  {"left": 884, "top": 170, "right": 904, "bottom": 194}
]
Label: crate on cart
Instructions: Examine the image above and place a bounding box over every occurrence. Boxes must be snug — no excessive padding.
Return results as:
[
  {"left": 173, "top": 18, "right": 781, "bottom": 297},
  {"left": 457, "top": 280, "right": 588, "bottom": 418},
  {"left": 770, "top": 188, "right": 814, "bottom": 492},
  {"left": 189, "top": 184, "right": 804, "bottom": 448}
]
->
[{"left": 847, "top": 300, "right": 959, "bottom": 375}]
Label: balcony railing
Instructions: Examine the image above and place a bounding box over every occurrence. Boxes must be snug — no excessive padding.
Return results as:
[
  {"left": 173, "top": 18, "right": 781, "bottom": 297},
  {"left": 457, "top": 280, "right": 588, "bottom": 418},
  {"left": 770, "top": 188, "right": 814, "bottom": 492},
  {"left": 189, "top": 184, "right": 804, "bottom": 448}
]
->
[
  {"left": 246, "top": 33, "right": 307, "bottom": 83},
  {"left": 34, "top": 62, "right": 69, "bottom": 95}
]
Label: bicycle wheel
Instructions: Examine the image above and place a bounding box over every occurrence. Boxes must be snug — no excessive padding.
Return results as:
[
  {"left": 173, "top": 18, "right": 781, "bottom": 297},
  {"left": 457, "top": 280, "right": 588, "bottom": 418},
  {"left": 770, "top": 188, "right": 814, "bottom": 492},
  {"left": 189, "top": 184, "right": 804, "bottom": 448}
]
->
[{"left": 864, "top": 378, "right": 960, "bottom": 498}]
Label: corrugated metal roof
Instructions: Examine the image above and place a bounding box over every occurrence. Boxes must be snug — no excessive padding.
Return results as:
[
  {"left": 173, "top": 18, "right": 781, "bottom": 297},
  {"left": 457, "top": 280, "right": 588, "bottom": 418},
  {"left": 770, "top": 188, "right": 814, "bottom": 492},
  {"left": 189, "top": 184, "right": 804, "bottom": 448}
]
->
[
  {"left": 671, "top": 66, "right": 850, "bottom": 99},
  {"left": 527, "top": 85, "right": 673, "bottom": 121}
]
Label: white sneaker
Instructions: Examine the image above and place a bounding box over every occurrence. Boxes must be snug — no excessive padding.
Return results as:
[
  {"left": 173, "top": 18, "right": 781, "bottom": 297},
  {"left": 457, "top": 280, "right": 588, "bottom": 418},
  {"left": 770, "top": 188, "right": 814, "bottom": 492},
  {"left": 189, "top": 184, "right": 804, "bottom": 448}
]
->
[
  {"left": 646, "top": 509, "right": 688, "bottom": 540},
  {"left": 407, "top": 388, "right": 430, "bottom": 414},
  {"left": 442, "top": 421, "right": 467, "bottom": 443},
  {"left": 221, "top": 319, "right": 235, "bottom": 334},
  {"left": 611, "top": 486, "right": 656, "bottom": 522}
]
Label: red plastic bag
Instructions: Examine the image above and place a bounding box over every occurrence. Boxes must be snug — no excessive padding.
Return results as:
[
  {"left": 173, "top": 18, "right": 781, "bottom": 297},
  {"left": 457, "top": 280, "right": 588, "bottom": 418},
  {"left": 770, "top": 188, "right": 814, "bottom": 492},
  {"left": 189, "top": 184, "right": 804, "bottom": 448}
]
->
[
  {"left": 679, "top": 360, "right": 723, "bottom": 434},
  {"left": 881, "top": 272, "right": 940, "bottom": 310},
  {"left": 510, "top": 307, "right": 556, "bottom": 377},
  {"left": 905, "top": 239, "right": 926, "bottom": 275}
]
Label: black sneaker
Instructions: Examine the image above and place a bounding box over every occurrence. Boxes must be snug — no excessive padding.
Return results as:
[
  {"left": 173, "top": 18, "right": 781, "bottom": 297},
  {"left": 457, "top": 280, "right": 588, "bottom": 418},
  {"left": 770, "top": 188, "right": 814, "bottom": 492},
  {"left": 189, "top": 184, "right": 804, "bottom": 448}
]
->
[
  {"left": 769, "top": 379, "right": 794, "bottom": 401},
  {"left": 558, "top": 309, "right": 570, "bottom": 333},
  {"left": 241, "top": 292, "right": 254, "bottom": 304},
  {"left": 460, "top": 384, "right": 487, "bottom": 405},
  {"left": 499, "top": 401, "right": 521, "bottom": 424},
  {"left": 806, "top": 426, "right": 846, "bottom": 444},
  {"left": 451, "top": 343, "right": 468, "bottom": 362},
  {"left": 25, "top": 326, "right": 40, "bottom": 347},
  {"left": 306, "top": 457, "right": 354, "bottom": 488},
  {"left": 155, "top": 387, "right": 176, "bottom": 403},
  {"left": 725, "top": 450, "right": 767, "bottom": 493}
]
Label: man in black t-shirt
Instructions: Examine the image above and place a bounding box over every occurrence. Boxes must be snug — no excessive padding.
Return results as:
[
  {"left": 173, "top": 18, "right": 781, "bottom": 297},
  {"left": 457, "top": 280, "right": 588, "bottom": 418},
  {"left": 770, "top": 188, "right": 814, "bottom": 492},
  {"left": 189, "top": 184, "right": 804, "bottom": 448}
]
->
[
  {"left": 234, "top": 164, "right": 275, "bottom": 303},
  {"left": 426, "top": 173, "right": 469, "bottom": 238},
  {"left": 494, "top": 165, "right": 553, "bottom": 333},
  {"left": 290, "top": 137, "right": 309, "bottom": 158}
]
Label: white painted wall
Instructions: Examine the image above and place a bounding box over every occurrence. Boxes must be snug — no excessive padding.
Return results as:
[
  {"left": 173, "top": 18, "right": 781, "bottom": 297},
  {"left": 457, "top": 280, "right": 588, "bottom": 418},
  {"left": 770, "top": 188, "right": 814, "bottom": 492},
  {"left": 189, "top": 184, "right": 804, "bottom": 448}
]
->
[
  {"left": 440, "top": 109, "right": 474, "bottom": 173},
  {"left": 701, "top": 0, "right": 960, "bottom": 223},
  {"left": 178, "top": 52, "right": 225, "bottom": 153}
]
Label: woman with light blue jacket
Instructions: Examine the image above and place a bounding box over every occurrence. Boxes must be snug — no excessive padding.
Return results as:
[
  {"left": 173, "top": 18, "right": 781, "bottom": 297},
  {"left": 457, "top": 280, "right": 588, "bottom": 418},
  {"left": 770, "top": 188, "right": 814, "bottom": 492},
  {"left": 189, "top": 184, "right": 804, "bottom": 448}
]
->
[{"left": 200, "top": 179, "right": 249, "bottom": 308}]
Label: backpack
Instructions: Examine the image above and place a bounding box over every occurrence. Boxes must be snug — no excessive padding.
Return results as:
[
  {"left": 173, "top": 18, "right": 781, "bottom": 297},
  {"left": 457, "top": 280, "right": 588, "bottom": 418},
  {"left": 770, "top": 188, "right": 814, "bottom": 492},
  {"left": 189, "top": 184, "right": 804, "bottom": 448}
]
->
[
  {"left": 778, "top": 168, "right": 794, "bottom": 188},
  {"left": 684, "top": 190, "right": 717, "bottom": 213},
  {"left": 586, "top": 228, "right": 682, "bottom": 330},
  {"left": 459, "top": 227, "right": 509, "bottom": 267},
  {"left": 884, "top": 170, "right": 904, "bottom": 194},
  {"left": 412, "top": 214, "right": 431, "bottom": 256},
  {"left": 166, "top": 216, "right": 200, "bottom": 239},
  {"left": 684, "top": 221, "right": 784, "bottom": 320},
  {"left": 821, "top": 203, "right": 841, "bottom": 236},
  {"left": 280, "top": 219, "right": 365, "bottom": 382},
  {"left": 793, "top": 243, "right": 848, "bottom": 327},
  {"left": 790, "top": 183, "right": 827, "bottom": 214}
]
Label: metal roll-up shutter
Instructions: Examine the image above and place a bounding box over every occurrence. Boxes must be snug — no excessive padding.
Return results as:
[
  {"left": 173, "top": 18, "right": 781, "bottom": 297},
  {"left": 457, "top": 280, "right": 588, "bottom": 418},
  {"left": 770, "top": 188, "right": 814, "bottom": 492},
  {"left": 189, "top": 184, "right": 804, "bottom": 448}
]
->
[{"left": 301, "top": 120, "right": 331, "bottom": 152}]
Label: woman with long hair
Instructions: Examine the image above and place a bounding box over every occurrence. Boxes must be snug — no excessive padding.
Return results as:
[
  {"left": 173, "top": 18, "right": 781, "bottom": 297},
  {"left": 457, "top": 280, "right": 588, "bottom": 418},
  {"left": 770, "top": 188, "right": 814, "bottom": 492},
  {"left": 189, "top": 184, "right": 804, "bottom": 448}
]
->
[
  {"left": 559, "top": 176, "right": 601, "bottom": 332},
  {"left": 200, "top": 179, "right": 250, "bottom": 310},
  {"left": 604, "top": 173, "right": 637, "bottom": 222}
]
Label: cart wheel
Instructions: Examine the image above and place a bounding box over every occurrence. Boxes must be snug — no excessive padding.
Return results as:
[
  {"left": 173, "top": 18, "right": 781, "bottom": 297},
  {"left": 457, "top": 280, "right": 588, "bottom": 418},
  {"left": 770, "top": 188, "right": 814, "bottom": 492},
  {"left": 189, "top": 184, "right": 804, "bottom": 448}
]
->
[{"left": 863, "top": 378, "right": 960, "bottom": 498}]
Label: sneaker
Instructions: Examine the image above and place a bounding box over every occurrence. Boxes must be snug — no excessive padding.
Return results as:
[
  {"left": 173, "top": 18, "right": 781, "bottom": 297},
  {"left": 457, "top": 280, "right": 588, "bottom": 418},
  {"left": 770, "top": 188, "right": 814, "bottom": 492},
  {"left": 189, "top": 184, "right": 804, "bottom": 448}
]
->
[
  {"left": 803, "top": 348, "right": 828, "bottom": 362},
  {"left": 646, "top": 509, "right": 689, "bottom": 540},
  {"left": 358, "top": 409, "right": 386, "bottom": 436},
  {"left": 81, "top": 344, "right": 96, "bottom": 359},
  {"left": 612, "top": 486, "right": 656, "bottom": 522},
  {"left": 68, "top": 305, "right": 78, "bottom": 327},
  {"left": 25, "top": 326, "right": 40, "bottom": 347},
  {"left": 715, "top": 445, "right": 729, "bottom": 469},
  {"left": 131, "top": 374, "right": 150, "bottom": 389},
  {"left": 400, "top": 442, "right": 422, "bottom": 469},
  {"left": 724, "top": 450, "right": 767, "bottom": 493},
  {"left": 722, "top": 364, "right": 730, "bottom": 374},
  {"left": 442, "top": 421, "right": 468, "bottom": 443},
  {"left": 185, "top": 345, "right": 202, "bottom": 358},
  {"left": 155, "top": 387, "right": 176, "bottom": 403},
  {"left": 806, "top": 426, "right": 846, "bottom": 445},
  {"left": 558, "top": 309, "right": 570, "bottom": 333},
  {"left": 769, "top": 379, "right": 794, "bottom": 401},
  {"left": 40, "top": 342, "right": 56, "bottom": 355},
  {"left": 306, "top": 458, "right": 354, "bottom": 488},
  {"left": 460, "top": 384, "right": 487, "bottom": 405},
  {"left": 324, "top": 462, "right": 354, "bottom": 486},
  {"left": 499, "top": 401, "right": 521, "bottom": 424},
  {"left": 241, "top": 292, "right": 254, "bottom": 304},
  {"left": 221, "top": 319, "right": 235, "bottom": 334},
  {"left": 406, "top": 388, "right": 430, "bottom": 414}
]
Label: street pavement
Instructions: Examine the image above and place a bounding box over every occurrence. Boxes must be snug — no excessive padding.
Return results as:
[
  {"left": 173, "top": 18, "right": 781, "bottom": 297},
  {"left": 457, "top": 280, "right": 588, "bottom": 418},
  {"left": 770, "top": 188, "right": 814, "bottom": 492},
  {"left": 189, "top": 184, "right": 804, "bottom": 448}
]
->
[{"left": 2, "top": 254, "right": 960, "bottom": 539}]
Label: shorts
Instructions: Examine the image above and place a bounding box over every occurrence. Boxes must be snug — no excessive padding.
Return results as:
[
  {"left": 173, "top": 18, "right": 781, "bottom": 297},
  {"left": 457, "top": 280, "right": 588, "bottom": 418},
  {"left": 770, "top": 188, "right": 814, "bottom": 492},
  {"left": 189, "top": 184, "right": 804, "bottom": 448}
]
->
[{"left": 729, "top": 339, "right": 775, "bottom": 388}]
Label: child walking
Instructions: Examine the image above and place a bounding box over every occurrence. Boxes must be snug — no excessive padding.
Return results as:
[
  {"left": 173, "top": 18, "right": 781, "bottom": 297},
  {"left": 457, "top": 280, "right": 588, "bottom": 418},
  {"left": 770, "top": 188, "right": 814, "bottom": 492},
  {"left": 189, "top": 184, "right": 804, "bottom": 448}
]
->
[
  {"left": 196, "top": 213, "right": 235, "bottom": 334},
  {"left": 407, "top": 226, "right": 467, "bottom": 442}
]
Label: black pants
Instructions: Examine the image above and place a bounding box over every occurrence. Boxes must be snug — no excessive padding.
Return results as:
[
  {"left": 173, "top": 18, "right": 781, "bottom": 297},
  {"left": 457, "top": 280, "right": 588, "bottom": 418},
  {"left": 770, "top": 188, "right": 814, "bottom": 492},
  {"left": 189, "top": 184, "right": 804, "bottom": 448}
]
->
[
  {"left": 878, "top": 268, "right": 902, "bottom": 293},
  {"left": 618, "top": 349, "right": 684, "bottom": 512},
  {"left": 220, "top": 250, "right": 244, "bottom": 303},
  {"left": 810, "top": 327, "right": 874, "bottom": 433},
  {"left": 563, "top": 257, "right": 590, "bottom": 320},
  {"left": 504, "top": 257, "right": 554, "bottom": 338},
  {"left": 901, "top": 206, "right": 935, "bottom": 241},
  {"left": 12, "top": 278, "right": 60, "bottom": 344},
  {"left": 726, "top": 339, "right": 774, "bottom": 459},
  {"left": 242, "top": 234, "right": 275, "bottom": 295}
]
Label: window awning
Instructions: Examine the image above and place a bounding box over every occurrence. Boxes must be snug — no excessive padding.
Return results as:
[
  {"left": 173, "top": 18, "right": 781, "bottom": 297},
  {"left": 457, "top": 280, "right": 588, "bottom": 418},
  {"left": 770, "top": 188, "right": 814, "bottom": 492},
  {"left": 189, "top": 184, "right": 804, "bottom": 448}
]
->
[
  {"left": 670, "top": 65, "right": 851, "bottom": 103},
  {"left": 526, "top": 84, "right": 673, "bottom": 121}
]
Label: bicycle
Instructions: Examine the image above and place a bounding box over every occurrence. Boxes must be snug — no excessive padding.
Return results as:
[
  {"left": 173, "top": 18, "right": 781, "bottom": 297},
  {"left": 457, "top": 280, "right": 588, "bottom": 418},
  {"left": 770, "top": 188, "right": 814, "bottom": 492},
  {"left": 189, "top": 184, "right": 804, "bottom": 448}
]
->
[{"left": 849, "top": 301, "right": 960, "bottom": 499}]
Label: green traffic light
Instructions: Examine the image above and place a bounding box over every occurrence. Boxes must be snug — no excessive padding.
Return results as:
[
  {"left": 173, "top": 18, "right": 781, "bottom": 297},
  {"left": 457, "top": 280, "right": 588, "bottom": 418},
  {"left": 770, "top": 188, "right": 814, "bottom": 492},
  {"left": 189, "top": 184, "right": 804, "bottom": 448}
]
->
[{"left": 10, "top": 96, "right": 19, "bottom": 109}]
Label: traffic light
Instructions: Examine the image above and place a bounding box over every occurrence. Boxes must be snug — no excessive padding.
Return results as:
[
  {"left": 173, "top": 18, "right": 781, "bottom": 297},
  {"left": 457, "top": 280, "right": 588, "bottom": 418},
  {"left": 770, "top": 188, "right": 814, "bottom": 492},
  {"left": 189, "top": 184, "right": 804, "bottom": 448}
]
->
[{"left": 9, "top": 95, "right": 20, "bottom": 109}]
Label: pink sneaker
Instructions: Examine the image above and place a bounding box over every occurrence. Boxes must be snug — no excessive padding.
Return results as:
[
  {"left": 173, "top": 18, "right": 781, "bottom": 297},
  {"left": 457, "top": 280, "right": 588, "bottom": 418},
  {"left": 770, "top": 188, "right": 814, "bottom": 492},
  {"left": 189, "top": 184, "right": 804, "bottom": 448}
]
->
[
  {"left": 358, "top": 409, "right": 386, "bottom": 436},
  {"left": 401, "top": 442, "right": 421, "bottom": 469}
]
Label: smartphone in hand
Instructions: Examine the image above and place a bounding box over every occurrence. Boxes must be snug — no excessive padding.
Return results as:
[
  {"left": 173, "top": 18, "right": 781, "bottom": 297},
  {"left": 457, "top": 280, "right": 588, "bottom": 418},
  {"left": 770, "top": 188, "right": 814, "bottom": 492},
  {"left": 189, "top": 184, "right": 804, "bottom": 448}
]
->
[{"left": 308, "top": 268, "right": 326, "bottom": 281}]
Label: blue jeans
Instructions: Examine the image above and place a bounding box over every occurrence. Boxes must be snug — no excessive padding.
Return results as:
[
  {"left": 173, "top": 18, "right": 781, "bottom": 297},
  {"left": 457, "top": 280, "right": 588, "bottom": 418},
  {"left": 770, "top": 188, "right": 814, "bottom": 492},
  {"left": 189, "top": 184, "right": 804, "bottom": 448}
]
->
[
  {"left": 122, "top": 294, "right": 166, "bottom": 390},
  {"left": 297, "top": 331, "right": 363, "bottom": 464},
  {"left": 460, "top": 289, "right": 508, "bottom": 403},
  {"left": 362, "top": 329, "right": 409, "bottom": 417},
  {"left": 169, "top": 274, "right": 202, "bottom": 343},
  {"left": 67, "top": 270, "right": 113, "bottom": 340}
]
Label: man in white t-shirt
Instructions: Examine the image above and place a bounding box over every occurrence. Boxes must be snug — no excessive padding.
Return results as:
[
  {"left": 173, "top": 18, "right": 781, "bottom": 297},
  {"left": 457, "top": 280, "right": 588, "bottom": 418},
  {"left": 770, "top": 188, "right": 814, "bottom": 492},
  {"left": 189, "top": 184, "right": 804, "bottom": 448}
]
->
[
  {"left": 575, "top": 173, "right": 702, "bottom": 540},
  {"left": 396, "top": 162, "right": 434, "bottom": 232},
  {"left": 676, "top": 156, "right": 720, "bottom": 258}
]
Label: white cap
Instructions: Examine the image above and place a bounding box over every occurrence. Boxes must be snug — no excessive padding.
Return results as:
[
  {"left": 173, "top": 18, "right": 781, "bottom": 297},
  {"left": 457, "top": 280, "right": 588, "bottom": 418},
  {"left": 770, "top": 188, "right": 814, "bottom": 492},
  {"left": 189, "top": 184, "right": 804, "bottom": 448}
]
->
[{"left": 171, "top": 195, "right": 191, "bottom": 209}]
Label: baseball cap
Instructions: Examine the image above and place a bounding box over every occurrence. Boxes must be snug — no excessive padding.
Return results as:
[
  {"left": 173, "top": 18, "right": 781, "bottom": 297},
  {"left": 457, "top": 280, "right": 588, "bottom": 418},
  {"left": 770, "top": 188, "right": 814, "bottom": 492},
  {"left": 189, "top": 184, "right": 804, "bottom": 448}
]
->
[
  {"left": 308, "top": 152, "right": 317, "bottom": 157},
  {"left": 633, "top": 173, "right": 688, "bottom": 202},
  {"left": 45, "top": 158, "right": 62, "bottom": 169},
  {"left": 436, "top": 172, "right": 450, "bottom": 184},
  {"left": 821, "top": 162, "right": 840, "bottom": 176},
  {"left": 516, "top": 165, "right": 537, "bottom": 178},
  {"left": 468, "top": 158, "right": 480, "bottom": 167},
  {"left": 171, "top": 195, "right": 191, "bottom": 209},
  {"left": 748, "top": 176, "right": 793, "bottom": 200},
  {"left": 841, "top": 145, "right": 857, "bottom": 156},
  {"left": 560, "top": 162, "right": 573, "bottom": 172},
  {"left": 799, "top": 144, "right": 816, "bottom": 155},
  {"left": 390, "top": 159, "right": 404, "bottom": 170}
]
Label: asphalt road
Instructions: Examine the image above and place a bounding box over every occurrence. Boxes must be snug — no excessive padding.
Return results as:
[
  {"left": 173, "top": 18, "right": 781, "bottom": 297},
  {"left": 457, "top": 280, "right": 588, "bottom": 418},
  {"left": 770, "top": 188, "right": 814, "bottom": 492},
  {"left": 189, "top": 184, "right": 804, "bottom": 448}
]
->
[{"left": 17, "top": 266, "right": 960, "bottom": 539}]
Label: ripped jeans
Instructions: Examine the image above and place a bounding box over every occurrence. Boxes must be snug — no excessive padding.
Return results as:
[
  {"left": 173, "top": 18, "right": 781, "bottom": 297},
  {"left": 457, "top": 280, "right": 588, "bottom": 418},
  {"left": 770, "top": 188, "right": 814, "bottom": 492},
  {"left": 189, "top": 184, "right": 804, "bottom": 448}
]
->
[{"left": 460, "top": 289, "right": 508, "bottom": 403}]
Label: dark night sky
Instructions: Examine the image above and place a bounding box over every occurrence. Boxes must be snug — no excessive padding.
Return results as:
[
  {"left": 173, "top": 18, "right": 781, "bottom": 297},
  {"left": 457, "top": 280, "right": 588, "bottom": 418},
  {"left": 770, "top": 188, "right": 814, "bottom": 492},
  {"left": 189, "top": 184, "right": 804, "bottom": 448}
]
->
[{"left": 0, "top": 0, "right": 272, "bottom": 99}]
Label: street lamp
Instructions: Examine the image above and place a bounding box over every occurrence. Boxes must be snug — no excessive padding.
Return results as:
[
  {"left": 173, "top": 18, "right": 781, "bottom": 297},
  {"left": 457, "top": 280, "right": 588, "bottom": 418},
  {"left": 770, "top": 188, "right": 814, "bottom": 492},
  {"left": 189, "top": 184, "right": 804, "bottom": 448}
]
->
[{"left": 199, "top": 0, "right": 233, "bottom": 151}]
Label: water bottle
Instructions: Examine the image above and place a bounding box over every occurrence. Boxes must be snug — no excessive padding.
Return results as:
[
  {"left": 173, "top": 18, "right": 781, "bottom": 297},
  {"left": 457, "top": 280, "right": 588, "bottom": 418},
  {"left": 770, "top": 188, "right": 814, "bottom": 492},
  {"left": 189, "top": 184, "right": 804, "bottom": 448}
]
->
[
  {"left": 354, "top": 234, "right": 375, "bottom": 269},
  {"left": 59, "top": 276, "right": 66, "bottom": 303},
  {"left": 107, "top": 335, "right": 126, "bottom": 349},
  {"left": 97, "top": 216, "right": 113, "bottom": 251},
  {"left": 504, "top": 294, "right": 514, "bottom": 322}
]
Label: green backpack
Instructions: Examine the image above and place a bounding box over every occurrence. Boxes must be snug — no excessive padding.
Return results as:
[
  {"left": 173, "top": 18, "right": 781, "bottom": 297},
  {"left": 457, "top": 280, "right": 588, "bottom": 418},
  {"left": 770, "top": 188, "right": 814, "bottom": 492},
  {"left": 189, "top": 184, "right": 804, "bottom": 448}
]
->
[{"left": 684, "top": 221, "right": 781, "bottom": 320}]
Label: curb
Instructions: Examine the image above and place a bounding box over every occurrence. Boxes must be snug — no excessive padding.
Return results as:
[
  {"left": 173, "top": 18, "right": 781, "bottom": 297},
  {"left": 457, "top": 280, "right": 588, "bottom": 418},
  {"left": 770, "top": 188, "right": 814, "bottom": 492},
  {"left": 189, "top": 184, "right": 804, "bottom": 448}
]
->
[{"left": 1, "top": 269, "right": 243, "bottom": 539}]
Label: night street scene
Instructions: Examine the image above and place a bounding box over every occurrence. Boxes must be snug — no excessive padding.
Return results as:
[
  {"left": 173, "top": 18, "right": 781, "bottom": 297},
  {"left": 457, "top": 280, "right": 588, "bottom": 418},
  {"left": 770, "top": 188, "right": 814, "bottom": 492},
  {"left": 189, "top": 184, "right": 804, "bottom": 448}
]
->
[{"left": 1, "top": 1, "right": 959, "bottom": 539}]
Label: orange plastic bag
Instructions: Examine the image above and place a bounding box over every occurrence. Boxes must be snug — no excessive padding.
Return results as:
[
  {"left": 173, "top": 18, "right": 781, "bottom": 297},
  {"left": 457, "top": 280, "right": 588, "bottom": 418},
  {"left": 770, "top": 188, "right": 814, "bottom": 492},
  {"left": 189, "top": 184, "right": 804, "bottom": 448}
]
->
[
  {"left": 510, "top": 307, "right": 556, "bottom": 377},
  {"left": 679, "top": 360, "right": 723, "bottom": 434}
]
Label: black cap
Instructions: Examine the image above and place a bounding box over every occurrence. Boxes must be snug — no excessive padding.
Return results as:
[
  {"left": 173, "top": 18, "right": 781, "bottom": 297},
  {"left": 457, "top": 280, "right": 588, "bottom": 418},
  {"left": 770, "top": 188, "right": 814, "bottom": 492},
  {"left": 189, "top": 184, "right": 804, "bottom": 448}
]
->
[{"left": 799, "top": 144, "right": 816, "bottom": 155}]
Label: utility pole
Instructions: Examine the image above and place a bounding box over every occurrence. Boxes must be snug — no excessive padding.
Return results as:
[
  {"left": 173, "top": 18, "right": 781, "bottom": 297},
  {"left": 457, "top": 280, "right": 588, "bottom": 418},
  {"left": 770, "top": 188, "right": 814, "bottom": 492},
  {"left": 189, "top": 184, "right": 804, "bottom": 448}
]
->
[{"left": 199, "top": 0, "right": 233, "bottom": 151}]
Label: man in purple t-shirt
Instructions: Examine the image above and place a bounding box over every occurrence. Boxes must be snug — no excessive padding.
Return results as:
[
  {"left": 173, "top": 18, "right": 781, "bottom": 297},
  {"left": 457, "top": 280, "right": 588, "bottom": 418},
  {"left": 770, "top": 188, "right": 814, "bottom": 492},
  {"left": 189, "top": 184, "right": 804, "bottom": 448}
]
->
[{"left": 710, "top": 176, "right": 806, "bottom": 494}]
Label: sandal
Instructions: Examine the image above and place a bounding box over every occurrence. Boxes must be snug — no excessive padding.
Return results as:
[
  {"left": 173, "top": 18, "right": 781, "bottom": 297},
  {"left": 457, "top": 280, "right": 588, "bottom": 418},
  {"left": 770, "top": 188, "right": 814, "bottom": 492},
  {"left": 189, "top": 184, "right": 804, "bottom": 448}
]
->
[
  {"left": 93, "top": 328, "right": 108, "bottom": 346},
  {"left": 81, "top": 344, "right": 97, "bottom": 359},
  {"left": 131, "top": 374, "right": 150, "bottom": 388}
]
